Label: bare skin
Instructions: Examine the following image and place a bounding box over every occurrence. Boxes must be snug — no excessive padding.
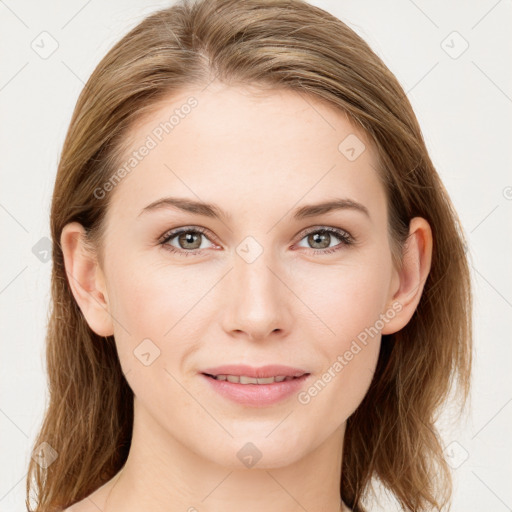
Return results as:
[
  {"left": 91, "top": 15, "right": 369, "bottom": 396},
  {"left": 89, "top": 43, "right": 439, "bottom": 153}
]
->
[{"left": 61, "top": 81, "right": 432, "bottom": 512}]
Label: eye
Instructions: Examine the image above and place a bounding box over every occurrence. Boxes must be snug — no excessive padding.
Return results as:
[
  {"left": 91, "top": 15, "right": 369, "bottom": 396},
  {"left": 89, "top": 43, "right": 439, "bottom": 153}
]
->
[
  {"left": 295, "top": 227, "right": 354, "bottom": 255},
  {"left": 159, "top": 226, "right": 217, "bottom": 256},
  {"left": 158, "top": 225, "right": 354, "bottom": 257}
]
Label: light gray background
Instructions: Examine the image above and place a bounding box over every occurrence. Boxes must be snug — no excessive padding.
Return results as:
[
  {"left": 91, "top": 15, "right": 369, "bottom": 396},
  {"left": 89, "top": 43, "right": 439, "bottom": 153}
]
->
[{"left": 1, "top": 0, "right": 511, "bottom": 510}]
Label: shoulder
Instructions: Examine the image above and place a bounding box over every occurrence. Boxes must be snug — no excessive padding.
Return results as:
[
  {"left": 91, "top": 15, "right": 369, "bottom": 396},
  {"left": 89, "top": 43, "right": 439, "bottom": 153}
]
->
[
  {"left": 60, "top": 502, "right": 88, "bottom": 512},
  {"left": 60, "top": 491, "right": 107, "bottom": 512},
  {"left": 59, "top": 476, "right": 114, "bottom": 512},
  {"left": 61, "top": 501, "right": 96, "bottom": 512}
]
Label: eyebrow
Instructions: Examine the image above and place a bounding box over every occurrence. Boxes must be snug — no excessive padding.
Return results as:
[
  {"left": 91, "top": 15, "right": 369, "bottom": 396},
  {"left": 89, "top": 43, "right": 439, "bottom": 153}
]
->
[{"left": 138, "top": 196, "right": 370, "bottom": 221}]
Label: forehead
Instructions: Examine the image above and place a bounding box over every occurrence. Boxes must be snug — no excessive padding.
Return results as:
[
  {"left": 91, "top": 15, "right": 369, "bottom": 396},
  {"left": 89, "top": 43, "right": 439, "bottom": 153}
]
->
[{"left": 106, "top": 81, "right": 384, "bottom": 223}]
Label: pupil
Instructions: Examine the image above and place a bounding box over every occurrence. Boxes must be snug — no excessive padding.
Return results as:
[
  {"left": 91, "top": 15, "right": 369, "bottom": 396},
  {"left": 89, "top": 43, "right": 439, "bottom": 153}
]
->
[
  {"left": 310, "top": 232, "right": 329, "bottom": 249},
  {"left": 180, "top": 232, "right": 200, "bottom": 249}
]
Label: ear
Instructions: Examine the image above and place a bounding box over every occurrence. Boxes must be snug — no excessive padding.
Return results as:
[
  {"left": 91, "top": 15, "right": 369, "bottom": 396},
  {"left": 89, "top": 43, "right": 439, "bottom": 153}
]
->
[
  {"left": 60, "top": 222, "right": 114, "bottom": 337},
  {"left": 381, "top": 217, "right": 433, "bottom": 335}
]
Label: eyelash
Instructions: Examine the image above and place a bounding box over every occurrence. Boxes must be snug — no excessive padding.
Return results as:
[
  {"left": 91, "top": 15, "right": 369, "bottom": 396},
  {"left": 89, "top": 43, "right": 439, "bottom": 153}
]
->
[{"left": 158, "top": 225, "right": 354, "bottom": 257}]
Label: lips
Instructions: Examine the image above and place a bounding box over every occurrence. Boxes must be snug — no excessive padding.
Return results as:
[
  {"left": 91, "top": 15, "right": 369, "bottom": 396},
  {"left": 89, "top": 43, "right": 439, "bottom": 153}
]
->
[
  {"left": 200, "top": 368, "right": 311, "bottom": 407},
  {"left": 207, "top": 374, "right": 299, "bottom": 384},
  {"left": 200, "top": 364, "right": 309, "bottom": 379}
]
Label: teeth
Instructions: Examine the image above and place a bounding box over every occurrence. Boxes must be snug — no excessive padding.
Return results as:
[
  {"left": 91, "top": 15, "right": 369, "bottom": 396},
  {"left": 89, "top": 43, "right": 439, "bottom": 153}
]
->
[
  {"left": 211, "top": 374, "right": 297, "bottom": 384},
  {"left": 240, "top": 375, "right": 259, "bottom": 384}
]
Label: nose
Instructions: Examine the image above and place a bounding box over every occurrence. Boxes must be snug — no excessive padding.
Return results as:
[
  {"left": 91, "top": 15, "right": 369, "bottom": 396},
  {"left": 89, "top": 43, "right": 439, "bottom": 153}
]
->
[{"left": 221, "top": 243, "right": 294, "bottom": 342}]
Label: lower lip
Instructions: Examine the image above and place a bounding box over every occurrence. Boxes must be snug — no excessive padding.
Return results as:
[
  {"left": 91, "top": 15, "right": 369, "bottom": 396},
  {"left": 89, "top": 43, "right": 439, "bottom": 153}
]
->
[{"left": 201, "top": 373, "right": 311, "bottom": 407}]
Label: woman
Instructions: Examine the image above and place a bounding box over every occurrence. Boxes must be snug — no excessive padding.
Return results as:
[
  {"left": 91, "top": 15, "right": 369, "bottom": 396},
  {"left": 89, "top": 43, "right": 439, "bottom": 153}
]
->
[{"left": 26, "top": 0, "right": 472, "bottom": 510}]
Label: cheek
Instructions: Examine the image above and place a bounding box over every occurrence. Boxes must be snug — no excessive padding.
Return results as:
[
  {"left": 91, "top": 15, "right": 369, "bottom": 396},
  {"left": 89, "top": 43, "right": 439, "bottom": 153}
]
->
[
  {"left": 107, "top": 251, "right": 197, "bottom": 329},
  {"left": 294, "top": 257, "right": 390, "bottom": 418},
  {"left": 105, "top": 262, "right": 202, "bottom": 402},
  {"left": 105, "top": 257, "right": 213, "bottom": 364},
  {"left": 297, "top": 252, "right": 392, "bottom": 342}
]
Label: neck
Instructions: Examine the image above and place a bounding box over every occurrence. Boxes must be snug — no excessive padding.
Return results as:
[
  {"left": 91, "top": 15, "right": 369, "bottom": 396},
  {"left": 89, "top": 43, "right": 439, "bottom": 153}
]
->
[{"left": 103, "top": 397, "right": 347, "bottom": 512}]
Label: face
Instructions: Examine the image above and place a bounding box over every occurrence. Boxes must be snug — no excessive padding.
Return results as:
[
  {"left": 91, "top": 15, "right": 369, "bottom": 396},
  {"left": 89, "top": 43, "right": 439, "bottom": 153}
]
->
[{"left": 82, "top": 82, "right": 404, "bottom": 468}]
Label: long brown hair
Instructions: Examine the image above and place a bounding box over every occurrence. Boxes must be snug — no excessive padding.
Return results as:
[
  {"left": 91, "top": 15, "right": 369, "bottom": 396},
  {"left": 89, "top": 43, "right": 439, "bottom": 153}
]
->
[{"left": 26, "top": 0, "right": 472, "bottom": 510}]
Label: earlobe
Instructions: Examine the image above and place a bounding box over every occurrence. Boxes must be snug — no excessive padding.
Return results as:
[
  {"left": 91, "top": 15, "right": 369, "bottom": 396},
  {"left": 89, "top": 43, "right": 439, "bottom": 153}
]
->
[
  {"left": 60, "top": 222, "right": 114, "bottom": 337},
  {"left": 381, "top": 217, "right": 433, "bottom": 335}
]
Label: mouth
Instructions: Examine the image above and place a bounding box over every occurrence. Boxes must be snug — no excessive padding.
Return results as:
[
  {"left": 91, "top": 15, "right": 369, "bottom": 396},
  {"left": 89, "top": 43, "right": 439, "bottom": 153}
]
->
[
  {"left": 202, "top": 373, "right": 309, "bottom": 384},
  {"left": 200, "top": 370, "right": 311, "bottom": 407}
]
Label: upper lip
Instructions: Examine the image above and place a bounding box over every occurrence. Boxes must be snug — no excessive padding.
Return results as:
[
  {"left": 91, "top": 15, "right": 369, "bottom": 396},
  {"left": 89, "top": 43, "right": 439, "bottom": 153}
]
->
[{"left": 201, "top": 365, "right": 309, "bottom": 378}]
